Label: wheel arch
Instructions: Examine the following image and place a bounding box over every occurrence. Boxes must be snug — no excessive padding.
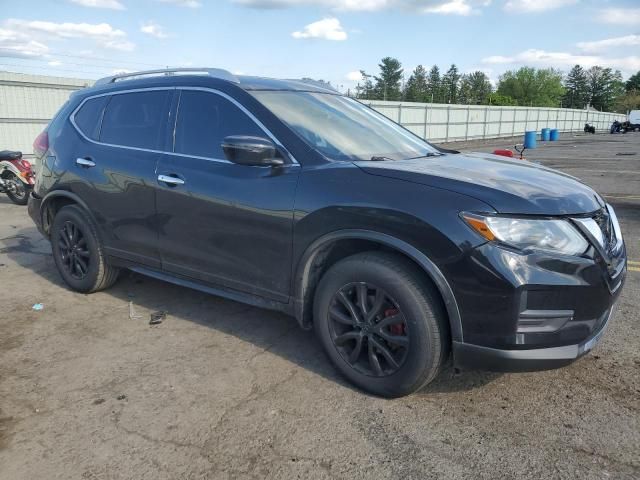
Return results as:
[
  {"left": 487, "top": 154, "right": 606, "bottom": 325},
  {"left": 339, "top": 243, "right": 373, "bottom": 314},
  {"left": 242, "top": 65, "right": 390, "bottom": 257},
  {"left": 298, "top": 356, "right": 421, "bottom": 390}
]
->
[
  {"left": 293, "top": 229, "right": 463, "bottom": 342},
  {"left": 40, "top": 190, "right": 98, "bottom": 237}
]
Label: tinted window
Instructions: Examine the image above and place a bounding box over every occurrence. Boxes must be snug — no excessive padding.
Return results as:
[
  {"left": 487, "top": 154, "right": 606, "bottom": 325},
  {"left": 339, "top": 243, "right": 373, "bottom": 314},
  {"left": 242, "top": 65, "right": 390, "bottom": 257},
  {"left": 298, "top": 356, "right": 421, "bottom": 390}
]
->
[
  {"left": 174, "top": 90, "right": 264, "bottom": 159},
  {"left": 74, "top": 96, "right": 108, "bottom": 140},
  {"left": 100, "top": 91, "right": 170, "bottom": 149}
]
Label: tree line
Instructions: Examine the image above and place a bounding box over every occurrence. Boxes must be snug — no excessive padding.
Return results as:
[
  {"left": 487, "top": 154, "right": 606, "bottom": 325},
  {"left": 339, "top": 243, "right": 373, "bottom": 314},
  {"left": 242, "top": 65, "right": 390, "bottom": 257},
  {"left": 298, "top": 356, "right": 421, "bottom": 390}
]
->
[{"left": 352, "top": 57, "right": 640, "bottom": 113}]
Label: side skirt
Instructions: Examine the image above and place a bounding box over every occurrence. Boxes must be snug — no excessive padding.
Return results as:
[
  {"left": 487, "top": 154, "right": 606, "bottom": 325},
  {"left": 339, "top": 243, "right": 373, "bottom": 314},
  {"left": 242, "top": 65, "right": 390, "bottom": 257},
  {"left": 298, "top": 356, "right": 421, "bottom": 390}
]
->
[{"left": 122, "top": 263, "right": 294, "bottom": 316}]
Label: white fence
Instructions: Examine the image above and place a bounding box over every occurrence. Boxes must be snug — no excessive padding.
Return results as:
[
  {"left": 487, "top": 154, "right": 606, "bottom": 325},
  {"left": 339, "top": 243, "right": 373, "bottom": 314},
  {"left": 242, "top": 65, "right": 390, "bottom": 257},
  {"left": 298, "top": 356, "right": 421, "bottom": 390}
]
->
[
  {"left": 0, "top": 72, "right": 92, "bottom": 156},
  {"left": 363, "top": 100, "right": 626, "bottom": 143},
  {"left": 0, "top": 71, "right": 627, "bottom": 155}
]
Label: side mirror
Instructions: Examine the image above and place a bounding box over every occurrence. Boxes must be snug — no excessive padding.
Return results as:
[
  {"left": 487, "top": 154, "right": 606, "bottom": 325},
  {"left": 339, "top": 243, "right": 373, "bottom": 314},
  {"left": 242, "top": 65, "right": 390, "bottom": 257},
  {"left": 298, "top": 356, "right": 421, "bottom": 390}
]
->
[{"left": 221, "top": 136, "right": 284, "bottom": 167}]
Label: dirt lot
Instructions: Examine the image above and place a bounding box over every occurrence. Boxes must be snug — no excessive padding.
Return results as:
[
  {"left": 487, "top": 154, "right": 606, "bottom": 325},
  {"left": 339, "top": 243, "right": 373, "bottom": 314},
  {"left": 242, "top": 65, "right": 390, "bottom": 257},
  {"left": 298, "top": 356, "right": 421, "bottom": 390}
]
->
[{"left": 1, "top": 133, "right": 638, "bottom": 479}]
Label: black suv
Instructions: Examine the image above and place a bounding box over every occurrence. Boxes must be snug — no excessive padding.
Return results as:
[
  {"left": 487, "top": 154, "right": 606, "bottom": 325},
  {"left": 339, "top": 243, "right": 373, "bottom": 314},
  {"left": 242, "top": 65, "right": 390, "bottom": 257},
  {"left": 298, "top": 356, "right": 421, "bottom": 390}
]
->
[{"left": 29, "top": 68, "right": 626, "bottom": 397}]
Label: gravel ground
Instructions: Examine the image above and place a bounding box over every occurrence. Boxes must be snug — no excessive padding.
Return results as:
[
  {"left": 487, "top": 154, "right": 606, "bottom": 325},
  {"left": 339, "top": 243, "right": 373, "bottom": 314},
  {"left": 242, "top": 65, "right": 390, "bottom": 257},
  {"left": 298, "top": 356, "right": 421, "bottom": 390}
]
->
[{"left": 0, "top": 132, "right": 638, "bottom": 479}]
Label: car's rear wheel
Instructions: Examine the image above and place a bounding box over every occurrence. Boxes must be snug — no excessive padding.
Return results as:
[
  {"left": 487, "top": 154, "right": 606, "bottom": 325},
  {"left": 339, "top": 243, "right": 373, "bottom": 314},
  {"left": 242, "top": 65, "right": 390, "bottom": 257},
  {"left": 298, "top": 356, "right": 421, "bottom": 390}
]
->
[
  {"left": 51, "top": 205, "right": 120, "bottom": 293},
  {"left": 313, "top": 252, "right": 448, "bottom": 397}
]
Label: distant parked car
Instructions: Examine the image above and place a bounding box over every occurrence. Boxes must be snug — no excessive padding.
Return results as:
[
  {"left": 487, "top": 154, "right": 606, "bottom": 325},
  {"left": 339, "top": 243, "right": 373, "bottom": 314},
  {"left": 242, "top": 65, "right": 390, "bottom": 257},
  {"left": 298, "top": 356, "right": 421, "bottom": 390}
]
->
[
  {"left": 28, "top": 68, "right": 627, "bottom": 397},
  {"left": 621, "top": 110, "right": 640, "bottom": 133}
]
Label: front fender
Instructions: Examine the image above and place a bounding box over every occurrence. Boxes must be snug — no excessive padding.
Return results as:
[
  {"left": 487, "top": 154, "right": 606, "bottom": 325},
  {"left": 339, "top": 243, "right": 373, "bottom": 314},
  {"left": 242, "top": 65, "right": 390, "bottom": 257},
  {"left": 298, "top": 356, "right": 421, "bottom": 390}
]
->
[{"left": 293, "top": 229, "right": 464, "bottom": 342}]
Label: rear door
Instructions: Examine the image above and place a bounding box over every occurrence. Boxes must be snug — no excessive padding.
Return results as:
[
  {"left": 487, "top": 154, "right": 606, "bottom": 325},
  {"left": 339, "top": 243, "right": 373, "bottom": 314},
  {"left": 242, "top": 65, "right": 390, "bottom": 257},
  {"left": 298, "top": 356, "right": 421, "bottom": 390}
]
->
[
  {"left": 155, "top": 88, "right": 300, "bottom": 301},
  {"left": 70, "top": 88, "right": 173, "bottom": 268}
]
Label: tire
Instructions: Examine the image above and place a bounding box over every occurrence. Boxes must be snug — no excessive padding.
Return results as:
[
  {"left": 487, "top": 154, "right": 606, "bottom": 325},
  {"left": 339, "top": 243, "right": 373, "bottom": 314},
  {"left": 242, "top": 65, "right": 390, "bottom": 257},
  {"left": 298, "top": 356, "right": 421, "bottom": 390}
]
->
[
  {"left": 51, "top": 205, "right": 120, "bottom": 293},
  {"left": 4, "top": 174, "right": 30, "bottom": 205},
  {"left": 313, "top": 251, "right": 448, "bottom": 398}
]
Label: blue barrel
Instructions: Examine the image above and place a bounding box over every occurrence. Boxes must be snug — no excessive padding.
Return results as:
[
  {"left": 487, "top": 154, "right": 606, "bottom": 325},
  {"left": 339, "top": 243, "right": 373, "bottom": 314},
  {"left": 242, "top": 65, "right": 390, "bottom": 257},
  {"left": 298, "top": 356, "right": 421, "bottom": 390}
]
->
[
  {"left": 524, "top": 131, "right": 537, "bottom": 149},
  {"left": 541, "top": 128, "right": 551, "bottom": 141},
  {"left": 550, "top": 129, "right": 560, "bottom": 141}
]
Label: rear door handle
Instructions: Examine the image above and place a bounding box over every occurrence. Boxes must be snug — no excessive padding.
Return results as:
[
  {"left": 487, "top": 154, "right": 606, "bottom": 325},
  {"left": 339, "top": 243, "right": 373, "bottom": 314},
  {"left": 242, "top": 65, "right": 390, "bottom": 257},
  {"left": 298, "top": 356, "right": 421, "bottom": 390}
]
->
[
  {"left": 76, "top": 158, "right": 96, "bottom": 168},
  {"left": 158, "top": 174, "right": 185, "bottom": 186},
  {"left": 76, "top": 157, "right": 95, "bottom": 168}
]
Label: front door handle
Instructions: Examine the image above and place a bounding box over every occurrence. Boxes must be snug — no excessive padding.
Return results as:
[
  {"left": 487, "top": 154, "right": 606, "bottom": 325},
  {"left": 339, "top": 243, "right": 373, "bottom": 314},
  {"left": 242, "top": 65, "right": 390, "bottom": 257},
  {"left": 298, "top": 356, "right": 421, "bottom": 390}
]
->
[
  {"left": 158, "top": 174, "right": 185, "bottom": 186},
  {"left": 76, "top": 157, "right": 95, "bottom": 168}
]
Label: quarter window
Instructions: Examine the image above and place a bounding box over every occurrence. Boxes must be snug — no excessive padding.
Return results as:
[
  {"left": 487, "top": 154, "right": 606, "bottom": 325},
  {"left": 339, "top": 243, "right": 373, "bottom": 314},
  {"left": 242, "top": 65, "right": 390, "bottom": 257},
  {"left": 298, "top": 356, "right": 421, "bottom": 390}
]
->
[
  {"left": 100, "top": 90, "right": 171, "bottom": 150},
  {"left": 74, "top": 96, "right": 108, "bottom": 140},
  {"left": 174, "top": 90, "right": 264, "bottom": 159}
]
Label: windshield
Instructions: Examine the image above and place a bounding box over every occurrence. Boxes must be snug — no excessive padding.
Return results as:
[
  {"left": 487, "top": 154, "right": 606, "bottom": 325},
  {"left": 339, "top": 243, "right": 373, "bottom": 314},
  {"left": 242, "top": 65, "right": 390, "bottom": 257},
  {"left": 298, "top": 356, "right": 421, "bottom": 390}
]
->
[{"left": 251, "top": 91, "right": 440, "bottom": 161}]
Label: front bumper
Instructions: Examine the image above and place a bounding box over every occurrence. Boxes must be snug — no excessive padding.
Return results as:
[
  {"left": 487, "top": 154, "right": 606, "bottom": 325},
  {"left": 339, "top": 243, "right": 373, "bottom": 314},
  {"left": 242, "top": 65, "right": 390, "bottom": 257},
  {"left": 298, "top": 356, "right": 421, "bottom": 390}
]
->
[
  {"left": 453, "top": 303, "right": 616, "bottom": 372},
  {"left": 446, "top": 204, "right": 626, "bottom": 372}
]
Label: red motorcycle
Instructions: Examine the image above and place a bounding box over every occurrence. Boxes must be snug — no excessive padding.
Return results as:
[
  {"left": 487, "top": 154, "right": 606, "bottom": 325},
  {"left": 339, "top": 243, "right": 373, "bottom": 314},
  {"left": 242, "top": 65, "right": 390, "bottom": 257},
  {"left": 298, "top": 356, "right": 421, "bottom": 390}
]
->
[{"left": 0, "top": 150, "right": 35, "bottom": 205}]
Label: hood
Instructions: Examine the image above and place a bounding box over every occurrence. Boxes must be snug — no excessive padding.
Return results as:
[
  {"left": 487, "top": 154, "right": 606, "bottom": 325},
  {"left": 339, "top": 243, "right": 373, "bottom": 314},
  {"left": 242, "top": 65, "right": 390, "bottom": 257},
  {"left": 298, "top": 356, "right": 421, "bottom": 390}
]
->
[{"left": 356, "top": 152, "right": 604, "bottom": 215}]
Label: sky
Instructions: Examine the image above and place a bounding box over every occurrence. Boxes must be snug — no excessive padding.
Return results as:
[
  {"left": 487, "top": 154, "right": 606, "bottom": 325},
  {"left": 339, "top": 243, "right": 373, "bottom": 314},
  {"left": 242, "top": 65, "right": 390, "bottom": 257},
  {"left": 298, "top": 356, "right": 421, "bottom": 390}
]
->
[{"left": 1, "top": 0, "right": 639, "bottom": 91}]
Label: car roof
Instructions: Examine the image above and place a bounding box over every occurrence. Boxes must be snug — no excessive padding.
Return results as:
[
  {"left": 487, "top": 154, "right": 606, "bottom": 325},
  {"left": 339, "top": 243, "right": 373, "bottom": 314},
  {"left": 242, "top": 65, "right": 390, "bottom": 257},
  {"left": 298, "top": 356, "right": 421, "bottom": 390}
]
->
[{"left": 87, "top": 69, "right": 340, "bottom": 96}]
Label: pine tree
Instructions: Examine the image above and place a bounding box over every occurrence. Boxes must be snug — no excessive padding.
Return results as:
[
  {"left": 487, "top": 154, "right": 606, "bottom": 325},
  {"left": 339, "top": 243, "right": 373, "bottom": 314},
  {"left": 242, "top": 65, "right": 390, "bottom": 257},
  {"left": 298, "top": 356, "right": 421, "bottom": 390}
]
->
[
  {"left": 404, "top": 65, "right": 428, "bottom": 102},
  {"left": 442, "top": 64, "right": 461, "bottom": 104},
  {"left": 626, "top": 70, "right": 640, "bottom": 92},
  {"left": 458, "top": 71, "right": 493, "bottom": 104},
  {"left": 356, "top": 70, "right": 375, "bottom": 100},
  {"left": 374, "top": 57, "right": 403, "bottom": 101},
  {"left": 563, "top": 65, "right": 589, "bottom": 109},
  {"left": 426, "top": 65, "right": 441, "bottom": 103},
  {"left": 588, "top": 67, "right": 624, "bottom": 111}
]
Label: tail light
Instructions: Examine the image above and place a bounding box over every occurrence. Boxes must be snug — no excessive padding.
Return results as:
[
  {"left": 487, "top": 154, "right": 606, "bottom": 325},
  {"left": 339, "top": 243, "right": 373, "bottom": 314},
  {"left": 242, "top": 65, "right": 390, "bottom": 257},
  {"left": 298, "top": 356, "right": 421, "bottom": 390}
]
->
[{"left": 33, "top": 131, "right": 49, "bottom": 158}]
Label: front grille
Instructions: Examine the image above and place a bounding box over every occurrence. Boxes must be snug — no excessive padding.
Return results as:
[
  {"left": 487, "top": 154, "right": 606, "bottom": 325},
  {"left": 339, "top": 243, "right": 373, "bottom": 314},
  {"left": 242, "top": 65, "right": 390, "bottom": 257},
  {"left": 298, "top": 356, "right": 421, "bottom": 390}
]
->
[{"left": 592, "top": 208, "right": 617, "bottom": 254}]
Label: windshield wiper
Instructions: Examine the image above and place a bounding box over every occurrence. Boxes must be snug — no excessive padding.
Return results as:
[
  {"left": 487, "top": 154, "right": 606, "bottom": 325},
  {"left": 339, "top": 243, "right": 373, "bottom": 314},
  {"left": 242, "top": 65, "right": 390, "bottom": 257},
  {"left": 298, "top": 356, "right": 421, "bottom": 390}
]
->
[
  {"left": 370, "top": 156, "right": 395, "bottom": 161},
  {"left": 407, "top": 152, "right": 445, "bottom": 160}
]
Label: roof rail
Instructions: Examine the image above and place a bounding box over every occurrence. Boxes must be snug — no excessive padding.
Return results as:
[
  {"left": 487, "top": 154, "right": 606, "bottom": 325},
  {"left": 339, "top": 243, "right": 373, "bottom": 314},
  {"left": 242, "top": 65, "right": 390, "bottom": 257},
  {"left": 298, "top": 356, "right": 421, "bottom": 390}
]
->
[{"left": 94, "top": 68, "right": 240, "bottom": 86}]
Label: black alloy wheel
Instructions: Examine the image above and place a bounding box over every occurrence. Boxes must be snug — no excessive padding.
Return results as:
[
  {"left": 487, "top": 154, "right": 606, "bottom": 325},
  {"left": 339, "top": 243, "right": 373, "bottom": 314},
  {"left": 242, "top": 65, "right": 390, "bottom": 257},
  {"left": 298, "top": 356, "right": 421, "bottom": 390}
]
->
[
  {"left": 328, "top": 282, "right": 409, "bottom": 377},
  {"left": 57, "top": 220, "right": 91, "bottom": 280},
  {"left": 314, "top": 252, "right": 449, "bottom": 397},
  {"left": 50, "top": 205, "right": 120, "bottom": 293}
]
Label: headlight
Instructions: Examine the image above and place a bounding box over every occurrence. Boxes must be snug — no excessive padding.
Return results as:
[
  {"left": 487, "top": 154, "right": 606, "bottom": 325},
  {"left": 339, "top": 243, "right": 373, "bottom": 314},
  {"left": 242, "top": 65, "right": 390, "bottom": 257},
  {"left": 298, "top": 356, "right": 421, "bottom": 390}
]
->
[{"left": 462, "top": 213, "right": 589, "bottom": 256}]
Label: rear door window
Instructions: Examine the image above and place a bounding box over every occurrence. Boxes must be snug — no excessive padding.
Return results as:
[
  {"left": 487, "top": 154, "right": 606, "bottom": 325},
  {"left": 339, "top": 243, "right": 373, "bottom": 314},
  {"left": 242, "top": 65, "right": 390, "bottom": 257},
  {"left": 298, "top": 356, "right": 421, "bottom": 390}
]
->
[
  {"left": 100, "top": 90, "right": 171, "bottom": 150},
  {"left": 74, "top": 96, "right": 108, "bottom": 140},
  {"left": 174, "top": 90, "right": 264, "bottom": 159}
]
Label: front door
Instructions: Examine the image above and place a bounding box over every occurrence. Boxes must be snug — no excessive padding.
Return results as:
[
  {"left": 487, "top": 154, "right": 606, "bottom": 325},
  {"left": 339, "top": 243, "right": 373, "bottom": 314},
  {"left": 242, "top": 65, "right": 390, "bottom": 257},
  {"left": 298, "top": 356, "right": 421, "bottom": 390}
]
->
[{"left": 156, "top": 89, "right": 299, "bottom": 302}]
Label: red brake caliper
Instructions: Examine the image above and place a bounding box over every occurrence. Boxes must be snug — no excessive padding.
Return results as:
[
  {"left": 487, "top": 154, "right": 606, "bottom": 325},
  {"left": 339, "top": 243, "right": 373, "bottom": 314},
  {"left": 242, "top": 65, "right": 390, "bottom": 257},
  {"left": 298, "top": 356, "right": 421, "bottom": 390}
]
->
[{"left": 384, "top": 308, "right": 404, "bottom": 336}]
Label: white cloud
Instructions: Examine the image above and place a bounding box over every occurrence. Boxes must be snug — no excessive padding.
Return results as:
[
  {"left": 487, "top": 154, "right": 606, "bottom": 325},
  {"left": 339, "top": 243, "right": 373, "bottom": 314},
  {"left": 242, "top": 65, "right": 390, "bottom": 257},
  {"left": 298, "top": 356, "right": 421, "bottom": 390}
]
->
[
  {"left": 346, "top": 70, "right": 363, "bottom": 81},
  {"left": 236, "top": 0, "right": 484, "bottom": 15},
  {"left": 292, "top": 18, "right": 347, "bottom": 41},
  {"left": 577, "top": 35, "right": 640, "bottom": 53},
  {"left": 69, "top": 0, "right": 125, "bottom": 10},
  {"left": 599, "top": 8, "right": 640, "bottom": 26},
  {"left": 422, "top": 0, "right": 473, "bottom": 15},
  {"left": 504, "top": 0, "right": 577, "bottom": 13},
  {"left": 140, "top": 21, "right": 169, "bottom": 38},
  {"left": 482, "top": 48, "right": 640, "bottom": 75},
  {"left": 48, "top": 60, "right": 62, "bottom": 66},
  {"left": 1, "top": 19, "right": 135, "bottom": 54},
  {"left": 0, "top": 28, "right": 50, "bottom": 58},
  {"left": 156, "top": 0, "right": 202, "bottom": 7}
]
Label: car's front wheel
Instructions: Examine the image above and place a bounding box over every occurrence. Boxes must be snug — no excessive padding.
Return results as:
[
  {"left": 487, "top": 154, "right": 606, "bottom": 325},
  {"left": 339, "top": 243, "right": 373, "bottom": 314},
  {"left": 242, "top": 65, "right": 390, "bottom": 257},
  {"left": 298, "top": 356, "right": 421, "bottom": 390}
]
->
[
  {"left": 313, "top": 252, "right": 448, "bottom": 397},
  {"left": 51, "top": 205, "right": 120, "bottom": 293}
]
